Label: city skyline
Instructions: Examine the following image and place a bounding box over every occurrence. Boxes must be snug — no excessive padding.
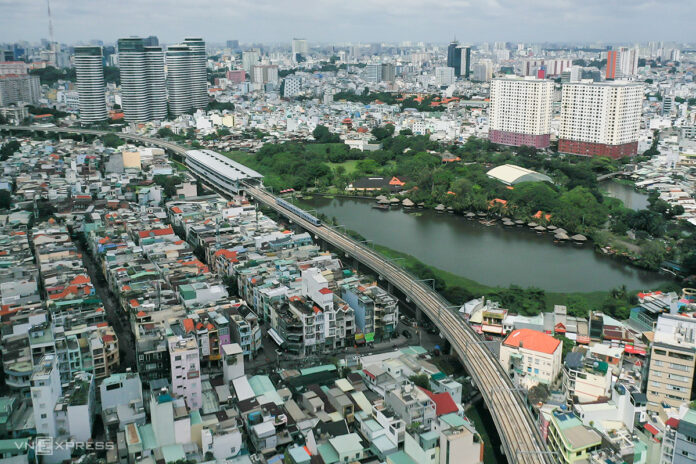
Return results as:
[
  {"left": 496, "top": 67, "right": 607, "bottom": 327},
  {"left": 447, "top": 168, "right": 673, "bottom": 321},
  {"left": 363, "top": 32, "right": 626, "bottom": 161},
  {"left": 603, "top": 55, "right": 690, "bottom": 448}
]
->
[{"left": 1, "top": 0, "right": 696, "bottom": 44}]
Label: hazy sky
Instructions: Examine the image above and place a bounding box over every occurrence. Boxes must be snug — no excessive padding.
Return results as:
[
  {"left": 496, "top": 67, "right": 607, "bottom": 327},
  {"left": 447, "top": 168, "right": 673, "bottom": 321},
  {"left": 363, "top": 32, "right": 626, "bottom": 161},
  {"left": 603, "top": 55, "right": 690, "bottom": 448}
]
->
[{"left": 1, "top": 0, "right": 694, "bottom": 45}]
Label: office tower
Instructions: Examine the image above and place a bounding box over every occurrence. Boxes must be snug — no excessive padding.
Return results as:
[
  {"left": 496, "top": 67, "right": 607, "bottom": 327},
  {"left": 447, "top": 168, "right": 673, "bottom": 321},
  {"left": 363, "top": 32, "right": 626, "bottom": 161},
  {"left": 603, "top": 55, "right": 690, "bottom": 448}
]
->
[
  {"left": 645, "top": 314, "right": 696, "bottom": 414},
  {"left": 472, "top": 60, "right": 493, "bottom": 82},
  {"left": 435, "top": 66, "right": 455, "bottom": 86},
  {"left": 489, "top": 77, "right": 554, "bottom": 148},
  {"left": 1, "top": 50, "right": 14, "bottom": 62},
  {"left": 458, "top": 45, "right": 471, "bottom": 79},
  {"left": 74, "top": 46, "right": 108, "bottom": 124},
  {"left": 143, "top": 36, "right": 159, "bottom": 47},
  {"left": 292, "top": 38, "right": 308, "bottom": 63},
  {"left": 447, "top": 40, "right": 462, "bottom": 77},
  {"left": 381, "top": 63, "right": 395, "bottom": 83},
  {"left": 606, "top": 47, "right": 638, "bottom": 80},
  {"left": 166, "top": 39, "right": 208, "bottom": 116},
  {"left": 559, "top": 81, "right": 642, "bottom": 158},
  {"left": 242, "top": 50, "right": 260, "bottom": 73},
  {"left": 251, "top": 65, "right": 279, "bottom": 85},
  {"left": 182, "top": 38, "right": 207, "bottom": 109},
  {"left": 0, "top": 75, "right": 41, "bottom": 106},
  {"left": 365, "top": 64, "right": 381, "bottom": 82},
  {"left": 117, "top": 37, "right": 166, "bottom": 122},
  {"left": 226, "top": 40, "right": 239, "bottom": 50}
]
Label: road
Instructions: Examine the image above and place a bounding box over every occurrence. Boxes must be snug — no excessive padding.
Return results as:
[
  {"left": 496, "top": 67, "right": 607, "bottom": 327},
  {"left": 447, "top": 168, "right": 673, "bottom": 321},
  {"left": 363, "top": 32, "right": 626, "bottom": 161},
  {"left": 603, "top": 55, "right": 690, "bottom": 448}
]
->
[{"left": 0, "top": 124, "right": 554, "bottom": 464}]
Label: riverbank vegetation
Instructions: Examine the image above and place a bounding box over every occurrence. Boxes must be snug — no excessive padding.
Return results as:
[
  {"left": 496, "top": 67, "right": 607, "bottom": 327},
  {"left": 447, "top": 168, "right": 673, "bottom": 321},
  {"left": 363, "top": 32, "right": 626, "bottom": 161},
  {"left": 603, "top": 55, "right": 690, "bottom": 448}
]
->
[{"left": 221, "top": 128, "right": 695, "bottom": 277}]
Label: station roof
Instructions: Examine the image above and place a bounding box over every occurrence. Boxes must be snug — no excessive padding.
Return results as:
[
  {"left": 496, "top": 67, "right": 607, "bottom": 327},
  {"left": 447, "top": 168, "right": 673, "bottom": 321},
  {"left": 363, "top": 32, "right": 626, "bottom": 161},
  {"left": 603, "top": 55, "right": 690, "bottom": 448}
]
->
[
  {"left": 186, "top": 149, "right": 263, "bottom": 180},
  {"left": 486, "top": 164, "right": 552, "bottom": 185}
]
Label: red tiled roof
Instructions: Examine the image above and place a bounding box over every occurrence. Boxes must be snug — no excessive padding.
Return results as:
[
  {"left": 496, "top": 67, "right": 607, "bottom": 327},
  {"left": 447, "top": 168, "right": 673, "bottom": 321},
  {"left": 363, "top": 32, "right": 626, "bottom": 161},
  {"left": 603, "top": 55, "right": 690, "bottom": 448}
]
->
[
  {"left": 318, "top": 287, "right": 333, "bottom": 295},
  {"left": 644, "top": 423, "right": 659, "bottom": 436},
  {"left": 503, "top": 329, "right": 561, "bottom": 355},
  {"left": 183, "top": 318, "right": 194, "bottom": 333},
  {"left": 71, "top": 274, "right": 90, "bottom": 285},
  {"left": 666, "top": 417, "right": 680, "bottom": 429},
  {"left": 418, "top": 387, "right": 458, "bottom": 416},
  {"left": 137, "top": 226, "right": 174, "bottom": 239}
]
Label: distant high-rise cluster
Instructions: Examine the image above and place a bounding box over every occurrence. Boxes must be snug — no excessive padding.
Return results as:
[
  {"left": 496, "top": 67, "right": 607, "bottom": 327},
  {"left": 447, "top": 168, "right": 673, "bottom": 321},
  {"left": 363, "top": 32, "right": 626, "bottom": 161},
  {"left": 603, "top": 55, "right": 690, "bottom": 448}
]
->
[
  {"left": 117, "top": 38, "right": 166, "bottom": 122},
  {"left": 74, "top": 46, "right": 108, "bottom": 123},
  {"left": 606, "top": 47, "right": 639, "bottom": 80}
]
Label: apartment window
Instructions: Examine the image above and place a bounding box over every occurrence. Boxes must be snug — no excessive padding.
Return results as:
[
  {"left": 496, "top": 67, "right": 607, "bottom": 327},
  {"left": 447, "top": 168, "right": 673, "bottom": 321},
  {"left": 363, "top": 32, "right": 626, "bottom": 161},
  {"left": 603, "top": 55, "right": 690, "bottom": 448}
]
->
[{"left": 669, "top": 352, "right": 693, "bottom": 361}]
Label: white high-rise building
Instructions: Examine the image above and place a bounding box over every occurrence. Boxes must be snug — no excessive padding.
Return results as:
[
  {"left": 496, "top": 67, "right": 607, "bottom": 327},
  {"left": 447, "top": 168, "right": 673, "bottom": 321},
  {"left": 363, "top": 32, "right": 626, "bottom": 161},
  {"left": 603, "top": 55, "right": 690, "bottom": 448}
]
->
[
  {"left": 472, "top": 60, "right": 493, "bottom": 82},
  {"left": 166, "top": 39, "right": 208, "bottom": 116},
  {"left": 0, "top": 75, "right": 40, "bottom": 105},
  {"left": 242, "top": 50, "right": 260, "bottom": 73},
  {"left": 117, "top": 37, "right": 167, "bottom": 122},
  {"left": 168, "top": 335, "right": 202, "bottom": 410},
  {"left": 489, "top": 77, "right": 554, "bottom": 148},
  {"left": 365, "top": 64, "right": 382, "bottom": 82},
  {"left": 183, "top": 38, "right": 208, "bottom": 109},
  {"left": 291, "top": 38, "right": 308, "bottom": 62},
  {"left": 252, "top": 65, "right": 279, "bottom": 85},
  {"left": 435, "top": 66, "right": 455, "bottom": 86},
  {"left": 618, "top": 46, "right": 639, "bottom": 78},
  {"left": 74, "top": 46, "right": 107, "bottom": 124},
  {"left": 559, "top": 81, "right": 643, "bottom": 158}
]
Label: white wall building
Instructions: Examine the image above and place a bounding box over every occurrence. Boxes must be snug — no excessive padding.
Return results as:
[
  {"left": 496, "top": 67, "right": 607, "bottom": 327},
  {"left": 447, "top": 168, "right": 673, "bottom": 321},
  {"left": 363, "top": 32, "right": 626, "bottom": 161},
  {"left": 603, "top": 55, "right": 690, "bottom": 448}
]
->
[
  {"left": 168, "top": 335, "right": 202, "bottom": 410},
  {"left": 559, "top": 81, "right": 643, "bottom": 158},
  {"left": 31, "top": 355, "right": 62, "bottom": 438},
  {"left": 222, "top": 343, "right": 244, "bottom": 385},
  {"left": 489, "top": 77, "right": 553, "bottom": 148},
  {"left": 499, "top": 328, "right": 562, "bottom": 388},
  {"left": 435, "top": 67, "right": 455, "bottom": 87}
]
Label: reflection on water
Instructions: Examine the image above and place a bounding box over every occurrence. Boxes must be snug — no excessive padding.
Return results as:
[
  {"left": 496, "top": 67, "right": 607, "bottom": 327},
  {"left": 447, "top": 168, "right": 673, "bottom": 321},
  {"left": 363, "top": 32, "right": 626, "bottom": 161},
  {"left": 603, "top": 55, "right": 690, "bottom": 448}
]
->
[
  {"left": 601, "top": 180, "right": 650, "bottom": 211},
  {"left": 299, "top": 196, "right": 670, "bottom": 293}
]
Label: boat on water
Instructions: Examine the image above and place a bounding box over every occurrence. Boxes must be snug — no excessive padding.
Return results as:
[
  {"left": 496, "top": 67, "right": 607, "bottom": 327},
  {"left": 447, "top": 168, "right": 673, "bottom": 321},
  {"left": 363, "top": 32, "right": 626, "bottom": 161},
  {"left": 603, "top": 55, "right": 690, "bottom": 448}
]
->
[{"left": 372, "top": 203, "right": 389, "bottom": 210}]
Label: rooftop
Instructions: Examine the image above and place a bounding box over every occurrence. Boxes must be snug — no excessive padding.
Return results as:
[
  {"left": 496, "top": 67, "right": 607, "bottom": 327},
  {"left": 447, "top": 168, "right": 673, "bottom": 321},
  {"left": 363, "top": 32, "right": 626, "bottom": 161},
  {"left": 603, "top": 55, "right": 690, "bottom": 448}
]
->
[
  {"left": 503, "top": 328, "right": 561, "bottom": 355},
  {"left": 486, "top": 164, "right": 553, "bottom": 186}
]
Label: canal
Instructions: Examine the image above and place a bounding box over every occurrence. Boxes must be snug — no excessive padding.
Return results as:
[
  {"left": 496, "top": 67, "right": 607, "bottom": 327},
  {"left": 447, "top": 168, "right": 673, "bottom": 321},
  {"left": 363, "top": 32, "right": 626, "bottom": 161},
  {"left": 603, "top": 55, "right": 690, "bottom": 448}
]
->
[
  {"left": 600, "top": 180, "right": 650, "bottom": 211},
  {"left": 298, "top": 196, "right": 670, "bottom": 293}
]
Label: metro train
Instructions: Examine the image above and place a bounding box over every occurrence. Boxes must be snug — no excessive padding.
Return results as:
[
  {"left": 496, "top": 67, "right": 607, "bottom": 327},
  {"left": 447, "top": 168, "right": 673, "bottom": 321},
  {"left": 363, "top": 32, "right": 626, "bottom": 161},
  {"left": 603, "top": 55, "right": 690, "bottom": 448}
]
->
[{"left": 275, "top": 198, "right": 322, "bottom": 226}]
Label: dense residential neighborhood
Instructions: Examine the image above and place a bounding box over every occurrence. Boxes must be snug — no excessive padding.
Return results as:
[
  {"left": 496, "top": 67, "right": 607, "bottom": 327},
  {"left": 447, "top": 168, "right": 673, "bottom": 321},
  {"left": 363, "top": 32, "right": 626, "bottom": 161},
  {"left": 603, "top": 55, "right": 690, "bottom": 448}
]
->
[{"left": 0, "top": 16, "right": 696, "bottom": 464}]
